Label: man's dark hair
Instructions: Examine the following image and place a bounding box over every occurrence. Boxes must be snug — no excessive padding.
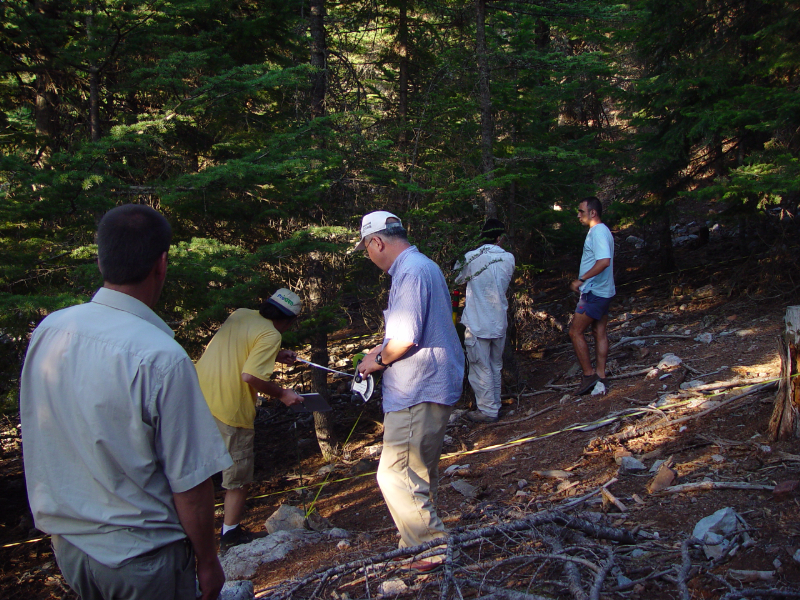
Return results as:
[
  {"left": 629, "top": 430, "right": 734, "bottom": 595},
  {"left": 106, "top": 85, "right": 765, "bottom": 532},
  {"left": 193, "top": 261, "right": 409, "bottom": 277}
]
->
[
  {"left": 377, "top": 218, "right": 408, "bottom": 242},
  {"left": 582, "top": 196, "right": 603, "bottom": 219},
  {"left": 258, "top": 301, "right": 297, "bottom": 323},
  {"left": 480, "top": 218, "right": 506, "bottom": 242},
  {"left": 96, "top": 204, "right": 172, "bottom": 285}
]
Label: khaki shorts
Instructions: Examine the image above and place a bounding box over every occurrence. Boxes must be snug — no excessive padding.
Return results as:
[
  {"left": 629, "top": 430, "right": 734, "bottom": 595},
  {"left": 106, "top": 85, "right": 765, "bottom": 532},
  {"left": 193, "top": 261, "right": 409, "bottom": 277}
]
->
[{"left": 214, "top": 417, "right": 255, "bottom": 489}]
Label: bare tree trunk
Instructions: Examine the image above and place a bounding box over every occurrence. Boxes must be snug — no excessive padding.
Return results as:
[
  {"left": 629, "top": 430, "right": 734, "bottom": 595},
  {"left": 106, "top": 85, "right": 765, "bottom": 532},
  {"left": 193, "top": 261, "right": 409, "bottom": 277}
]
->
[
  {"left": 769, "top": 306, "right": 800, "bottom": 440},
  {"left": 476, "top": 0, "right": 497, "bottom": 219}
]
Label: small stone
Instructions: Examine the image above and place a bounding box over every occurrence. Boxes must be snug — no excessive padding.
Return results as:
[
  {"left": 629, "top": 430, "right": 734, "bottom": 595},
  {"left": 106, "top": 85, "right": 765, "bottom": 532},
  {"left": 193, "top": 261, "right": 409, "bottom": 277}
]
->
[
  {"left": 378, "top": 578, "right": 409, "bottom": 596},
  {"left": 517, "top": 479, "right": 528, "bottom": 489},
  {"left": 633, "top": 583, "right": 646, "bottom": 594},
  {"left": 443, "top": 435, "right": 454, "bottom": 445},
  {"left": 327, "top": 528, "right": 350, "bottom": 539},
  {"left": 218, "top": 580, "right": 255, "bottom": 600},
  {"left": 617, "top": 575, "right": 633, "bottom": 587},
  {"left": 533, "top": 469, "right": 572, "bottom": 480},
  {"left": 451, "top": 479, "right": 479, "bottom": 498},
  {"left": 646, "top": 368, "right": 660, "bottom": 379},
  {"left": 337, "top": 540, "right": 351, "bottom": 550},
  {"left": 680, "top": 380, "right": 705, "bottom": 390},
  {"left": 265, "top": 504, "right": 306, "bottom": 534},
  {"left": 317, "top": 465, "right": 336, "bottom": 476},
  {"left": 620, "top": 456, "right": 647, "bottom": 473},
  {"left": 694, "top": 333, "right": 713, "bottom": 344},
  {"left": 515, "top": 490, "right": 529, "bottom": 497},
  {"left": 773, "top": 480, "right": 799, "bottom": 500},
  {"left": 657, "top": 354, "right": 682, "bottom": 369},
  {"left": 641, "top": 319, "right": 657, "bottom": 328},
  {"left": 631, "top": 549, "right": 646, "bottom": 559},
  {"left": 711, "top": 454, "right": 725, "bottom": 463},
  {"left": 793, "top": 549, "right": 800, "bottom": 564}
]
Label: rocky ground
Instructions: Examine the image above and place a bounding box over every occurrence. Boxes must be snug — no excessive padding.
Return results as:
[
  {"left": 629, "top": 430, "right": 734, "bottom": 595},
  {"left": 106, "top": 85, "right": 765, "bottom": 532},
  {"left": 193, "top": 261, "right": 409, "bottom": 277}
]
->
[{"left": 2, "top": 222, "right": 799, "bottom": 599}]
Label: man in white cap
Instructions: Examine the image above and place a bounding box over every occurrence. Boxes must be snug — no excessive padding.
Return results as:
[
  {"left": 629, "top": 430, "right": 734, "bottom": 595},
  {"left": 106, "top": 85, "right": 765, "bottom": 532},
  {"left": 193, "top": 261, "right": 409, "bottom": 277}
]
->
[
  {"left": 356, "top": 211, "right": 464, "bottom": 571},
  {"left": 195, "top": 289, "right": 304, "bottom": 549}
]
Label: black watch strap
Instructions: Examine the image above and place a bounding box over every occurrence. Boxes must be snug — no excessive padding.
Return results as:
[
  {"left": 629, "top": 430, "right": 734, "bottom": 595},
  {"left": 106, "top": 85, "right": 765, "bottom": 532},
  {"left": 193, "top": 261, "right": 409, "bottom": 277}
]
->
[{"left": 376, "top": 352, "right": 390, "bottom": 367}]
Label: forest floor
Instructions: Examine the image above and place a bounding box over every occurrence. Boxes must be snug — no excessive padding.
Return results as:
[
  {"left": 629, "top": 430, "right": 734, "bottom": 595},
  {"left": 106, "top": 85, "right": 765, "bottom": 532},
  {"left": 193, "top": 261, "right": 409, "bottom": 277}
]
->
[{"left": 2, "top": 228, "right": 799, "bottom": 600}]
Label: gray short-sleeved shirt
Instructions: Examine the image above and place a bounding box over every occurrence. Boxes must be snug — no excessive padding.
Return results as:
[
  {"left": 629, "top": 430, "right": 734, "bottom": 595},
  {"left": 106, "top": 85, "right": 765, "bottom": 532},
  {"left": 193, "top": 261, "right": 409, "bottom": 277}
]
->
[
  {"left": 381, "top": 246, "right": 464, "bottom": 412},
  {"left": 20, "top": 288, "right": 232, "bottom": 568}
]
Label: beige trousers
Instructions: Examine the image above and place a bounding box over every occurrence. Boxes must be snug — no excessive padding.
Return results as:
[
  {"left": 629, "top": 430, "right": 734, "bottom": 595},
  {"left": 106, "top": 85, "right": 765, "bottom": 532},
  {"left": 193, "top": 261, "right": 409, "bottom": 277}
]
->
[{"left": 378, "top": 402, "right": 453, "bottom": 548}]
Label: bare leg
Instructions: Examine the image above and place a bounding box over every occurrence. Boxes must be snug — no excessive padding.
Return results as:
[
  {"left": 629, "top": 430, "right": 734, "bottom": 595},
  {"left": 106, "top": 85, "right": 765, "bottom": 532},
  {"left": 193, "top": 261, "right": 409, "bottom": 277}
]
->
[
  {"left": 569, "top": 312, "right": 597, "bottom": 376},
  {"left": 592, "top": 314, "right": 609, "bottom": 378},
  {"left": 223, "top": 485, "right": 249, "bottom": 527}
]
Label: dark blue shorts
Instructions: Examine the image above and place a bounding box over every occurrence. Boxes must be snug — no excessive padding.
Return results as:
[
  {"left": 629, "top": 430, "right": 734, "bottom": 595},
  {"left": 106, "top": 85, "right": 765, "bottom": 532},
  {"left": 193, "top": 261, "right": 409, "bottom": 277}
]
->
[{"left": 576, "top": 291, "right": 614, "bottom": 321}]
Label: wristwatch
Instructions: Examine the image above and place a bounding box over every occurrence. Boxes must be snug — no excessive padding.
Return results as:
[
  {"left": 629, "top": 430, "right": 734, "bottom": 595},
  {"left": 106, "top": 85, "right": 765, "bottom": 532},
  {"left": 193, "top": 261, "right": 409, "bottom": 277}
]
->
[
  {"left": 376, "top": 352, "right": 391, "bottom": 367},
  {"left": 578, "top": 277, "right": 586, "bottom": 283}
]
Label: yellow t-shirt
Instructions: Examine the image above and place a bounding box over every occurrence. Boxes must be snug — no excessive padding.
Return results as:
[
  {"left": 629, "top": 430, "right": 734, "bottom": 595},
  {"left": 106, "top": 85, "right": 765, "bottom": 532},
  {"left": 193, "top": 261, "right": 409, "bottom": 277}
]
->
[{"left": 196, "top": 309, "right": 282, "bottom": 429}]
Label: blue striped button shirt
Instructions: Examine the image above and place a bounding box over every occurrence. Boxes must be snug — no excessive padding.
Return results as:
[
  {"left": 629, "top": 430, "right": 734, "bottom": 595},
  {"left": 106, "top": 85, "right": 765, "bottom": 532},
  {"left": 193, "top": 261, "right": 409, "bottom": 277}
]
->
[{"left": 381, "top": 246, "right": 464, "bottom": 412}]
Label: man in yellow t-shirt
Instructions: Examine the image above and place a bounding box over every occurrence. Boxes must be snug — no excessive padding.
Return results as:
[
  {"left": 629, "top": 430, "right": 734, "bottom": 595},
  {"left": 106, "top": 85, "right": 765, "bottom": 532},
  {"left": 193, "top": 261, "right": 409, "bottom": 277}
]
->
[{"left": 196, "top": 288, "right": 304, "bottom": 549}]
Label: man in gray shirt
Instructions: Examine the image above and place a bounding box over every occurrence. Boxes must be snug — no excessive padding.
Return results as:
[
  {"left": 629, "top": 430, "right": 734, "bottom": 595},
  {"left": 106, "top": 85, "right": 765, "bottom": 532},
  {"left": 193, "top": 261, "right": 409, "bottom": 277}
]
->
[
  {"left": 356, "top": 211, "right": 463, "bottom": 571},
  {"left": 21, "top": 204, "right": 232, "bottom": 600}
]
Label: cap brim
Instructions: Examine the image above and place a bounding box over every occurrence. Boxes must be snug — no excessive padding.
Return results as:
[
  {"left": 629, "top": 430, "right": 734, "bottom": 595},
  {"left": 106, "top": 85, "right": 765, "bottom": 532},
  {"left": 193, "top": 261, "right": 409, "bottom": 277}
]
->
[
  {"left": 266, "top": 298, "right": 298, "bottom": 317},
  {"left": 353, "top": 237, "right": 366, "bottom": 252}
]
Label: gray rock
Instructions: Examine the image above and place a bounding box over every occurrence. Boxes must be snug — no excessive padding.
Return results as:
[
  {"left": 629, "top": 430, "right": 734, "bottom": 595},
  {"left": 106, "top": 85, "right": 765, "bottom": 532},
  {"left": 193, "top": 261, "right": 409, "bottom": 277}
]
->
[
  {"left": 218, "top": 580, "right": 255, "bottom": 600},
  {"left": 630, "top": 549, "right": 646, "bottom": 559},
  {"left": 448, "top": 409, "right": 467, "bottom": 425},
  {"left": 451, "top": 479, "right": 479, "bottom": 498},
  {"left": 657, "top": 354, "right": 682, "bottom": 369},
  {"left": 793, "top": 549, "right": 800, "bottom": 565},
  {"left": 641, "top": 319, "right": 657, "bottom": 328},
  {"left": 619, "top": 456, "right": 647, "bottom": 472},
  {"left": 220, "top": 530, "right": 320, "bottom": 579},
  {"left": 265, "top": 504, "right": 306, "bottom": 534},
  {"left": 692, "top": 507, "right": 746, "bottom": 560},
  {"left": 378, "top": 578, "right": 409, "bottom": 596},
  {"left": 327, "top": 527, "right": 350, "bottom": 539},
  {"left": 694, "top": 332, "right": 713, "bottom": 344},
  {"left": 317, "top": 464, "right": 336, "bottom": 476}
]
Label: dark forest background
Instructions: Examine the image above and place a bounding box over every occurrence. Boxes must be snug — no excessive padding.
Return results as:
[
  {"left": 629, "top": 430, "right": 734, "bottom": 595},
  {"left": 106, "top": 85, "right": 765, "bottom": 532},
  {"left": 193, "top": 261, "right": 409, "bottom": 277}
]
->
[{"left": 2, "top": 0, "right": 799, "bottom": 413}]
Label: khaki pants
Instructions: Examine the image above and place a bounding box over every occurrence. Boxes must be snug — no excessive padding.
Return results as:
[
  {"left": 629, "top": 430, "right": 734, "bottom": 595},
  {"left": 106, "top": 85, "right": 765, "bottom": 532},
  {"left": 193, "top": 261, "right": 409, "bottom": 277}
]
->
[
  {"left": 52, "top": 535, "right": 196, "bottom": 600},
  {"left": 377, "top": 402, "right": 453, "bottom": 548}
]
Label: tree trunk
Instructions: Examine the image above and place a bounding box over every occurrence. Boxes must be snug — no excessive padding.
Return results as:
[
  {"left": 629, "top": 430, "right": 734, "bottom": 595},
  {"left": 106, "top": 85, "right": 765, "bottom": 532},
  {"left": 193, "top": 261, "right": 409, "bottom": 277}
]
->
[
  {"left": 306, "top": 252, "right": 339, "bottom": 461},
  {"left": 475, "top": 0, "right": 497, "bottom": 219},
  {"left": 769, "top": 306, "right": 800, "bottom": 440},
  {"left": 655, "top": 196, "right": 675, "bottom": 272},
  {"left": 86, "top": 8, "right": 100, "bottom": 142},
  {"left": 397, "top": 0, "right": 410, "bottom": 145},
  {"left": 309, "top": 0, "right": 326, "bottom": 120}
]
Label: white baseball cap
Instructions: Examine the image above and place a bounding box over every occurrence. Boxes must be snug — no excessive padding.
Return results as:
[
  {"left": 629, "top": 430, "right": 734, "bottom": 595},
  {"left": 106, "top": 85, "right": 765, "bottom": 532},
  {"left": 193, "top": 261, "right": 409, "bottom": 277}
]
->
[
  {"left": 353, "top": 211, "right": 402, "bottom": 251},
  {"left": 266, "top": 288, "right": 302, "bottom": 316}
]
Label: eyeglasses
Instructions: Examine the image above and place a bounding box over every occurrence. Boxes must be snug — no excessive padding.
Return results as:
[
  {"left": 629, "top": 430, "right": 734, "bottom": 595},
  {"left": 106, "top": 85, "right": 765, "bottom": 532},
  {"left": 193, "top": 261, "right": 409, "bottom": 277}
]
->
[{"left": 363, "top": 236, "right": 376, "bottom": 255}]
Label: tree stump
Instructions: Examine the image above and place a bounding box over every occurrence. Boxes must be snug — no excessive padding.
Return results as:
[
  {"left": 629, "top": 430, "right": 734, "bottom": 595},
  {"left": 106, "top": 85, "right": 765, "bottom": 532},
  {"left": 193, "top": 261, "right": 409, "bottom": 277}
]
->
[{"left": 769, "top": 306, "right": 800, "bottom": 440}]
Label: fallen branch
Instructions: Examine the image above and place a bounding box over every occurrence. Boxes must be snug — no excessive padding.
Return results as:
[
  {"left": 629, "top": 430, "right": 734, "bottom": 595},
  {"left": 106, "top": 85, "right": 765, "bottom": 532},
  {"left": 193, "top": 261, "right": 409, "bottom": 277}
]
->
[
  {"left": 654, "top": 481, "right": 774, "bottom": 495},
  {"left": 588, "top": 550, "right": 614, "bottom": 600},
  {"left": 462, "top": 579, "right": 553, "bottom": 600},
  {"left": 610, "top": 334, "right": 693, "bottom": 350},
  {"left": 611, "top": 381, "right": 777, "bottom": 442},
  {"left": 560, "top": 477, "right": 618, "bottom": 510}
]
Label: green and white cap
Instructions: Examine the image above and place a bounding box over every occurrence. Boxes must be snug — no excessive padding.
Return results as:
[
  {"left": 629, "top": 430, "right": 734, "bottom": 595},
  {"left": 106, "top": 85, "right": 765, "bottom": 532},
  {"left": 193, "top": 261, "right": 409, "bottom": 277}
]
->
[{"left": 267, "top": 288, "right": 302, "bottom": 317}]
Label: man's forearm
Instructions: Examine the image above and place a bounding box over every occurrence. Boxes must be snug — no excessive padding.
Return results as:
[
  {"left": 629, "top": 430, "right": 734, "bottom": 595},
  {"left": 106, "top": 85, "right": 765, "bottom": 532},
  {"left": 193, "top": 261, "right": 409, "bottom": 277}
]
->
[
  {"left": 580, "top": 258, "right": 611, "bottom": 281},
  {"left": 242, "top": 373, "right": 283, "bottom": 398},
  {"left": 173, "top": 478, "right": 225, "bottom": 599},
  {"left": 173, "top": 478, "right": 218, "bottom": 562},
  {"left": 380, "top": 339, "right": 415, "bottom": 365}
]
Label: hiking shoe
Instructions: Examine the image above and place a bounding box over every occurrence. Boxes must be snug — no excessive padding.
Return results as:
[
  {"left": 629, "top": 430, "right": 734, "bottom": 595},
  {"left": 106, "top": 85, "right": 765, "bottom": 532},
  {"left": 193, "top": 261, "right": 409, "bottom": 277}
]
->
[
  {"left": 574, "top": 374, "right": 600, "bottom": 396},
  {"left": 466, "top": 410, "right": 499, "bottom": 424},
  {"left": 220, "top": 525, "right": 255, "bottom": 551}
]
